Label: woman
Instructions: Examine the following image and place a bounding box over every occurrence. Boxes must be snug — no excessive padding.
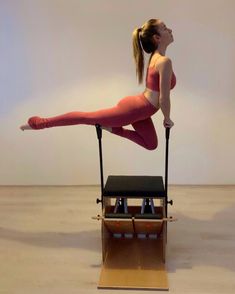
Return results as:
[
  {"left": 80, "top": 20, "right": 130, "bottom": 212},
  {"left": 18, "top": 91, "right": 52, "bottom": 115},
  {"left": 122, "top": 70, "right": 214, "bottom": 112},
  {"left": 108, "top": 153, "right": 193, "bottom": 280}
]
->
[{"left": 20, "top": 18, "right": 176, "bottom": 150}]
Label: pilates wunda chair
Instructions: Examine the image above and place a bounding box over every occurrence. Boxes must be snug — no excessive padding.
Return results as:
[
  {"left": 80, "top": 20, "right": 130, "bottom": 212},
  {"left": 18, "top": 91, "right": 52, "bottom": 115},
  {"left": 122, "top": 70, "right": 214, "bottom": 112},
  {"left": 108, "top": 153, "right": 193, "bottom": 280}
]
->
[{"left": 92, "top": 124, "right": 177, "bottom": 291}]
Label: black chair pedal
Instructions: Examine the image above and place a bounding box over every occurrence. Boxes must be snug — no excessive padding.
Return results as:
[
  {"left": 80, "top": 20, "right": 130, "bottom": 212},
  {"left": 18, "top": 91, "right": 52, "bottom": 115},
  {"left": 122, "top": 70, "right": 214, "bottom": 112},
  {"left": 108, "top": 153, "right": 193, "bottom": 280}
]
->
[
  {"left": 105, "top": 213, "right": 133, "bottom": 219},
  {"left": 134, "top": 213, "right": 162, "bottom": 219}
]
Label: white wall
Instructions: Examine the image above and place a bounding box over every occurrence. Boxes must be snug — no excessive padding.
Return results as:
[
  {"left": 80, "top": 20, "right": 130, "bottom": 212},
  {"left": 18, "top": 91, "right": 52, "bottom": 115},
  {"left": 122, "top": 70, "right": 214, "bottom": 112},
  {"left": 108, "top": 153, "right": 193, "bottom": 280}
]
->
[{"left": 0, "top": 0, "right": 234, "bottom": 185}]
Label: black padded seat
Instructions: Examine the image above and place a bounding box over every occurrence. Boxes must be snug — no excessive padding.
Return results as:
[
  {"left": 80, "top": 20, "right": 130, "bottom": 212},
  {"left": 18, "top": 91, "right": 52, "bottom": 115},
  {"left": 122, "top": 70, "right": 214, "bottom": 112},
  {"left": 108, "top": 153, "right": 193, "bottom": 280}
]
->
[{"left": 103, "top": 175, "right": 166, "bottom": 198}]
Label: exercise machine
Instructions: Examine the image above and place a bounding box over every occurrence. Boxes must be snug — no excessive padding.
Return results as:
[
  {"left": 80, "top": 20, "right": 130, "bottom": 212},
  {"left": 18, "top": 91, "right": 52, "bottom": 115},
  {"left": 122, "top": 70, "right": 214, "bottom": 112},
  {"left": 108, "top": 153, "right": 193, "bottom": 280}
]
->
[{"left": 92, "top": 125, "right": 176, "bottom": 290}]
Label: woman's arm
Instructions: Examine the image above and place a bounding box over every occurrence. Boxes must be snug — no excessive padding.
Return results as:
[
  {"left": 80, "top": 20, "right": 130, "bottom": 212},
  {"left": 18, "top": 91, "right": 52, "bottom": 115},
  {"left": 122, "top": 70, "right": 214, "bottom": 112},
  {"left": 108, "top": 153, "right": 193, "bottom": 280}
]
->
[{"left": 158, "top": 57, "right": 173, "bottom": 120}]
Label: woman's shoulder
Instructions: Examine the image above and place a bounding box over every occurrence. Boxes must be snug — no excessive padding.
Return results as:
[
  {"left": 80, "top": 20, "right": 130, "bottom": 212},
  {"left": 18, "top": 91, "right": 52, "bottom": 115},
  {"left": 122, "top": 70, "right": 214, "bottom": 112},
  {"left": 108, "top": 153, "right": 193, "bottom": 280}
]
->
[
  {"left": 157, "top": 57, "right": 173, "bottom": 74},
  {"left": 157, "top": 55, "right": 172, "bottom": 66},
  {"left": 150, "top": 54, "right": 172, "bottom": 70}
]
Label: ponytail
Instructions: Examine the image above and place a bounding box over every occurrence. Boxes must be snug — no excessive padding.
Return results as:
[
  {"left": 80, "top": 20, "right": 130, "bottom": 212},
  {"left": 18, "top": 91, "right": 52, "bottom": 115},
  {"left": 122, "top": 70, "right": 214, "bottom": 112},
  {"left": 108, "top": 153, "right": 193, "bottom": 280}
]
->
[
  {"left": 132, "top": 19, "right": 160, "bottom": 85},
  {"left": 132, "top": 28, "right": 144, "bottom": 84}
]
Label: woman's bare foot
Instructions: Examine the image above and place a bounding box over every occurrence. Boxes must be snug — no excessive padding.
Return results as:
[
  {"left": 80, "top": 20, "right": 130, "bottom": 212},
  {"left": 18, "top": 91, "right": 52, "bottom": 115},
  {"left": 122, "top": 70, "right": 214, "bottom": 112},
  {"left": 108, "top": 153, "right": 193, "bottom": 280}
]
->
[
  {"left": 20, "top": 123, "right": 33, "bottom": 131},
  {"left": 101, "top": 126, "right": 112, "bottom": 132}
]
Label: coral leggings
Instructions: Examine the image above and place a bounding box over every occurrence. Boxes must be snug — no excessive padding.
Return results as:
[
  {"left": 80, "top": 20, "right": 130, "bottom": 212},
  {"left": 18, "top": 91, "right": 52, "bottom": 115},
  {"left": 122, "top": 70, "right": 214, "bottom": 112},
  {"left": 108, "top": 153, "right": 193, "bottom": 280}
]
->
[{"left": 28, "top": 93, "right": 159, "bottom": 150}]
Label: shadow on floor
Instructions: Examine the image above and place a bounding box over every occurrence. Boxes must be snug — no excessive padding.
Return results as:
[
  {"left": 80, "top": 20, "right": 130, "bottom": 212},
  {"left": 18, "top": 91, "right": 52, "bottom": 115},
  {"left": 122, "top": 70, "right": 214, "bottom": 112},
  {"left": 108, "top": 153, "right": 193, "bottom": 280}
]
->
[
  {"left": 167, "top": 203, "right": 235, "bottom": 273},
  {"left": 0, "top": 203, "right": 234, "bottom": 273}
]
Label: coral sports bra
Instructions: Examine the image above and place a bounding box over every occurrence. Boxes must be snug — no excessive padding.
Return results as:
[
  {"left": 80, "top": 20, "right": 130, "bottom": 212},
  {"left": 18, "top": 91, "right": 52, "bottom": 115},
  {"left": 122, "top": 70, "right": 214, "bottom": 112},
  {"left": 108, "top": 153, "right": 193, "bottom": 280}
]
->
[{"left": 146, "top": 66, "right": 176, "bottom": 92}]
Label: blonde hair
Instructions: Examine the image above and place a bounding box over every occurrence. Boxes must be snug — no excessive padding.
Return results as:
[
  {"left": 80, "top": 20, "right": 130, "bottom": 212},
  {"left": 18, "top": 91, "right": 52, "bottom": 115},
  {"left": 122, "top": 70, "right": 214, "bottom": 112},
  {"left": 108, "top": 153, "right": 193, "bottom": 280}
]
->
[{"left": 132, "top": 19, "right": 160, "bottom": 84}]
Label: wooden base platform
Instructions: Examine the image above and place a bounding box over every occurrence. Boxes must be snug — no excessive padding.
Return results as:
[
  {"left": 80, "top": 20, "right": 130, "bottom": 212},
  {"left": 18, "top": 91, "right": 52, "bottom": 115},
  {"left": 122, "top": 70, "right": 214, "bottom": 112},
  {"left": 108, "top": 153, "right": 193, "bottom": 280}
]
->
[{"left": 98, "top": 237, "right": 168, "bottom": 290}]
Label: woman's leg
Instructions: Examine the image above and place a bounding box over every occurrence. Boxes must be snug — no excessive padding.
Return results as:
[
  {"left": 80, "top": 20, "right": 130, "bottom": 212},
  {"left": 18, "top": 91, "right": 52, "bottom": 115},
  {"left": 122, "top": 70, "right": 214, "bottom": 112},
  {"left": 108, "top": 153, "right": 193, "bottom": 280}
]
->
[
  {"left": 27, "top": 94, "right": 157, "bottom": 130},
  {"left": 27, "top": 93, "right": 158, "bottom": 149},
  {"left": 112, "top": 117, "right": 158, "bottom": 150}
]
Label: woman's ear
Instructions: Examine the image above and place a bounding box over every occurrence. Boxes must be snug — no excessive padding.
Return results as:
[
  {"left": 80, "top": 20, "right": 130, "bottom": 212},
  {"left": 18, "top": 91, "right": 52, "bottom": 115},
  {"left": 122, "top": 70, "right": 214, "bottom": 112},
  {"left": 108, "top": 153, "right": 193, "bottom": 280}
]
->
[{"left": 152, "top": 34, "right": 161, "bottom": 45}]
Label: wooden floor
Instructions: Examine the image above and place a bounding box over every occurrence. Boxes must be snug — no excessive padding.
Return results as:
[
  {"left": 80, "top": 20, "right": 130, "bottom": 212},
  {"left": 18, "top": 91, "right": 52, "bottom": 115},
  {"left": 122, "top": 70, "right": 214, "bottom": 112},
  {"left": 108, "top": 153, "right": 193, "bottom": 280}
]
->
[{"left": 0, "top": 185, "right": 235, "bottom": 294}]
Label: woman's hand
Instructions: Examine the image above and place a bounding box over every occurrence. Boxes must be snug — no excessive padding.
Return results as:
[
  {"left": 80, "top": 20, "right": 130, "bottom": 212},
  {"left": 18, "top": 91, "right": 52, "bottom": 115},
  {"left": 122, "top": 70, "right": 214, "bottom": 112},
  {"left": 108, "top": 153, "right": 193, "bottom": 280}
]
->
[{"left": 163, "top": 118, "right": 174, "bottom": 129}]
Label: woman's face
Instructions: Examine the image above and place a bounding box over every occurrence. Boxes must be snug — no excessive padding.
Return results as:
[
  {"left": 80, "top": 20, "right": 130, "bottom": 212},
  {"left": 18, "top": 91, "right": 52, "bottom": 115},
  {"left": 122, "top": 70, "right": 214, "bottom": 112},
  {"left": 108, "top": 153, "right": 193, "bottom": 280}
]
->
[{"left": 156, "top": 20, "right": 173, "bottom": 44}]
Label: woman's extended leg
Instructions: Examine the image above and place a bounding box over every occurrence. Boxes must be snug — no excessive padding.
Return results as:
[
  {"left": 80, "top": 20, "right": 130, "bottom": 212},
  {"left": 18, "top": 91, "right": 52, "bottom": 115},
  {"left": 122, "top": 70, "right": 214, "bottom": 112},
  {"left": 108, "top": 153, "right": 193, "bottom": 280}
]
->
[
  {"left": 25, "top": 93, "right": 158, "bottom": 149},
  {"left": 112, "top": 117, "right": 158, "bottom": 150},
  {"left": 27, "top": 94, "right": 157, "bottom": 130}
]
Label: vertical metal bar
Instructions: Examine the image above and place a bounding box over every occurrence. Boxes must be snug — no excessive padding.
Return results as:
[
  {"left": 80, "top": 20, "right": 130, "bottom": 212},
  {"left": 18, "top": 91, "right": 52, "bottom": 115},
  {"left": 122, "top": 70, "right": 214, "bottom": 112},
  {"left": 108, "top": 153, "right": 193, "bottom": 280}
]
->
[
  {"left": 114, "top": 197, "right": 120, "bottom": 213},
  {"left": 165, "top": 127, "right": 170, "bottom": 217},
  {"left": 150, "top": 198, "right": 155, "bottom": 214},
  {"left": 124, "top": 198, "right": 128, "bottom": 213},
  {"left": 141, "top": 199, "right": 145, "bottom": 214},
  {"left": 95, "top": 124, "right": 104, "bottom": 209}
]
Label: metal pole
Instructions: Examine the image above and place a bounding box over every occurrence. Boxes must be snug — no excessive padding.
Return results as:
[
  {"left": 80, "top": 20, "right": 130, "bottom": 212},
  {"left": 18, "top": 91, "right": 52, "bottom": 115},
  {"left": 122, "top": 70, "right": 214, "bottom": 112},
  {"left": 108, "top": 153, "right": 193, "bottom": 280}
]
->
[
  {"left": 165, "top": 127, "right": 170, "bottom": 217},
  {"left": 95, "top": 124, "right": 104, "bottom": 208}
]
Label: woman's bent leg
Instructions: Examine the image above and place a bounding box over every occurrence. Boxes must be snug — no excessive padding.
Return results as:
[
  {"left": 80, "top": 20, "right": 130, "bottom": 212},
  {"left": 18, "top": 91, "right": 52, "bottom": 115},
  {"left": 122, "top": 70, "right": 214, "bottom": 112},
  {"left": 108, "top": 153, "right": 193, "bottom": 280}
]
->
[{"left": 112, "top": 117, "right": 158, "bottom": 150}]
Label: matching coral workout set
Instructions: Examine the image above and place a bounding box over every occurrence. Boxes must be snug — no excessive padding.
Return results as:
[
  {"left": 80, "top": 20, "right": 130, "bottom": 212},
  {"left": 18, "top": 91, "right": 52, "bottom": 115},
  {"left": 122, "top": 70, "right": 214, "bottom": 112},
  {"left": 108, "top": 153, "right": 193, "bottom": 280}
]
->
[{"left": 28, "top": 66, "right": 176, "bottom": 150}]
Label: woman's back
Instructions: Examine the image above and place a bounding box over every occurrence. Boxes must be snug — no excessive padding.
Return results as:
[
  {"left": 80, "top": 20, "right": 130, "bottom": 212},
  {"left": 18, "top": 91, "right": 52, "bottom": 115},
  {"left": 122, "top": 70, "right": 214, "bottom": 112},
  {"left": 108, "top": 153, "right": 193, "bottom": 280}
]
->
[
  {"left": 143, "top": 54, "right": 176, "bottom": 109},
  {"left": 146, "top": 54, "right": 176, "bottom": 92}
]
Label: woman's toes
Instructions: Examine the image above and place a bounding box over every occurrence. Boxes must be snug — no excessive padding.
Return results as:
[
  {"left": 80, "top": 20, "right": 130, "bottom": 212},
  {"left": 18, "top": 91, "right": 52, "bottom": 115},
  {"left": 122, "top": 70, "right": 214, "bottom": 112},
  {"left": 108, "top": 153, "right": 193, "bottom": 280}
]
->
[{"left": 20, "top": 124, "right": 33, "bottom": 131}]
